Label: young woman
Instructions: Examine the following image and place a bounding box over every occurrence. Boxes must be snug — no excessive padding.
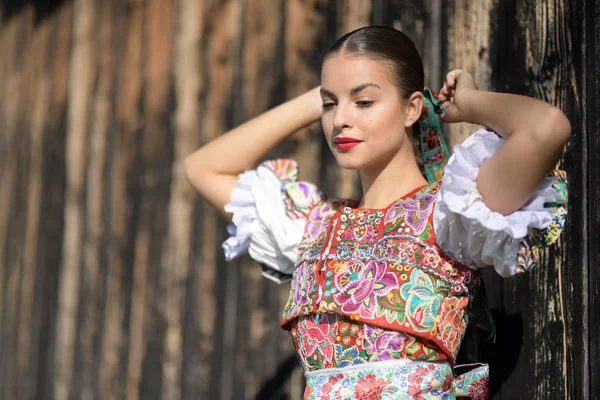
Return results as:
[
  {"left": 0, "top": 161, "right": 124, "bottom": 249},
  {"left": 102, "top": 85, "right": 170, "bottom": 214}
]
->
[{"left": 185, "top": 26, "right": 569, "bottom": 399}]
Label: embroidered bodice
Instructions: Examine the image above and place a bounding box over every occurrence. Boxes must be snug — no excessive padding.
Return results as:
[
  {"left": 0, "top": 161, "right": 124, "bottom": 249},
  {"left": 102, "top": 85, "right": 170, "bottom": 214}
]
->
[{"left": 281, "top": 183, "right": 490, "bottom": 366}]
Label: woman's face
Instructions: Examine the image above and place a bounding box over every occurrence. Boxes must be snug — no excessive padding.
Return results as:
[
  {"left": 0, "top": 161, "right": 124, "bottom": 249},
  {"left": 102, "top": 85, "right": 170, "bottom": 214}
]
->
[{"left": 320, "top": 53, "right": 413, "bottom": 170}]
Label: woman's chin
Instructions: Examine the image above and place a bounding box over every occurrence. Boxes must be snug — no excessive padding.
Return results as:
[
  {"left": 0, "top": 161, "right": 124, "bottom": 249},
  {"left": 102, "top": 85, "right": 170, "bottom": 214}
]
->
[{"left": 334, "top": 154, "right": 365, "bottom": 170}]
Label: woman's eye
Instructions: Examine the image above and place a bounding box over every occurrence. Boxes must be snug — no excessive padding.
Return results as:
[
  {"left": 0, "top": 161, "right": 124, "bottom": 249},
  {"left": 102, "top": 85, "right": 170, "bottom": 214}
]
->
[
  {"left": 356, "top": 100, "right": 373, "bottom": 108},
  {"left": 321, "top": 102, "right": 335, "bottom": 110}
]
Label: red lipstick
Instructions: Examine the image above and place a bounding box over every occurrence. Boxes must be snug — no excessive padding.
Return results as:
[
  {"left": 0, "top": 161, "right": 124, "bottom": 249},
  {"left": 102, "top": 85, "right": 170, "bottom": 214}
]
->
[{"left": 334, "top": 137, "right": 362, "bottom": 151}]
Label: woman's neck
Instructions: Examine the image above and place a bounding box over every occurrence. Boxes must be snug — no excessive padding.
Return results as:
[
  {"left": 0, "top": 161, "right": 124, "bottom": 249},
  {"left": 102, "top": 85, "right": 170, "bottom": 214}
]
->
[{"left": 357, "top": 144, "right": 427, "bottom": 209}]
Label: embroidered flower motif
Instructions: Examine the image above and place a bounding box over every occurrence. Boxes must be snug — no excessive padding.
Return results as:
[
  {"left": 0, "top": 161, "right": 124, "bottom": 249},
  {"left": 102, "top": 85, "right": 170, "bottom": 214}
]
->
[
  {"left": 407, "top": 365, "right": 434, "bottom": 399},
  {"left": 516, "top": 240, "right": 538, "bottom": 273},
  {"left": 320, "top": 373, "right": 344, "bottom": 398},
  {"left": 422, "top": 248, "right": 441, "bottom": 268},
  {"left": 438, "top": 297, "right": 468, "bottom": 355},
  {"left": 426, "top": 151, "right": 446, "bottom": 165},
  {"left": 384, "top": 189, "right": 436, "bottom": 235},
  {"left": 297, "top": 313, "right": 336, "bottom": 365},
  {"left": 262, "top": 159, "right": 298, "bottom": 181},
  {"left": 363, "top": 324, "right": 409, "bottom": 361},
  {"left": 467, "top": 376, "right": 489, "bottom": 400},
  {"left": 400, "top": 269, "right": 443, "bottom": 332},
  {"left": 284, "top": 263, "right": 314, "bottom": 318},
  {"left": 305, "top": 202, "right": 333, "bottom": 240},
  {"left": 351, "top": 223, "right": 377, "bottom": 242},
  {"left": 354, "top": 374, "right": 391, "bottom": 400},
  {"left": 283, "top": 181, "right": 324, "bottom": 215},
  {"left": 334, "top": 261, "right": 399, "bottom": 319},
  {"left": 303, "top": 384, "right": 313, "bottom": 399},
  {"left": 424, "top": 129, "right": 442, "bottom": 151}
]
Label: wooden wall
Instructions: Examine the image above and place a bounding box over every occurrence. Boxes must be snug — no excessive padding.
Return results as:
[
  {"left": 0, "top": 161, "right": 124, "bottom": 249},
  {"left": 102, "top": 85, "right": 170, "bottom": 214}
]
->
[{"left": 0, "top": 0, "right": 597, "bottom": 399}]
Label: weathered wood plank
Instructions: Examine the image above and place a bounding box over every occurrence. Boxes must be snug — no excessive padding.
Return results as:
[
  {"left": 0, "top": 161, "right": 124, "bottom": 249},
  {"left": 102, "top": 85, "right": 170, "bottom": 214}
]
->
[
  {"left": 101, "top": 0, "right": 144, "bottom": 398},
  {"left": 586, "top": 2, "right": 600, "bottom": 399},
  {"left": 54, "top": 0, "right": 97, "bottom": 398},
  {"left": 2, "top": 6, "right": 35, "bottom": 399},
  {"left": 445, "top": 0, "right": 491, "bottom": 147},
  {"left": 16, "top": 10, "right": 53, "bottom": 400},
  {"left": 172, "top": 1, "right": 206, "bottom": 398},
  {"left": 73, "top": 1, "right": 118, "bottom": 399},
  {"left": 0, "top": 11, "right": 27, "bottom": 399},
  {"left": 34, "top": 4, "right": 72, "bottom": 399},
  {"left": 129, "top": 0, "right": 178, "bottom": 399}
]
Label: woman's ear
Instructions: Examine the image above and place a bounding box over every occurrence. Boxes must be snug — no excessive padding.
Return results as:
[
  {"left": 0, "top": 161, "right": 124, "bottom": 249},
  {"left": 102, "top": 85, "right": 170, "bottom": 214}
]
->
[{"left": 404, "top": 91, "right": 424, "bottom": 128}]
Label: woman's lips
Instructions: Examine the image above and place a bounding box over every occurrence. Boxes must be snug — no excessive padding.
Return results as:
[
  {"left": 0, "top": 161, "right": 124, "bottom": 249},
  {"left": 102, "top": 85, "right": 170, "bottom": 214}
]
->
[{"left": 334, "top": 137, "right": 362, "bottom": 151}]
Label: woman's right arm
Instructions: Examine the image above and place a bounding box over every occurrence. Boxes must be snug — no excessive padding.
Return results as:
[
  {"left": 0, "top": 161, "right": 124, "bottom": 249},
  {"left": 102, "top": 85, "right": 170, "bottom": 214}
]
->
[{"left": 184, "top": 86, "right": 322, "bottom": 220}]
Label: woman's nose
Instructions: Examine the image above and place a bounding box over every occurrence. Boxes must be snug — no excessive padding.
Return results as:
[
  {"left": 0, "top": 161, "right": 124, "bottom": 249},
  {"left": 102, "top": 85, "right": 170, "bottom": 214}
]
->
[{"left": 333, "top": 104, "right": 351, "bottom": 131}]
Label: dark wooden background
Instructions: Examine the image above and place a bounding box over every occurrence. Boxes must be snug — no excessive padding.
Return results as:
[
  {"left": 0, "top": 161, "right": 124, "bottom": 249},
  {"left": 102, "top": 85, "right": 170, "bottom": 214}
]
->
[{"left": 0, "top": 0, "right": 597, "bottom": 399}]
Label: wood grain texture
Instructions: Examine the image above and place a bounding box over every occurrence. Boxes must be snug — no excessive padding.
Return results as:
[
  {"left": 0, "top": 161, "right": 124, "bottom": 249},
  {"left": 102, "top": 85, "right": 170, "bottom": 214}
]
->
[
  {"left": 54, "top": 1, "right": 97, "bottom": 398},
  {"left": 586, "top": 2, "right": 600, "bottom": 399},
  {"left": 0, "top": 1, "right": 596, "bottom": 399},
  {"left": 445, "top": 0, "right": 491, "bottom": 147}
]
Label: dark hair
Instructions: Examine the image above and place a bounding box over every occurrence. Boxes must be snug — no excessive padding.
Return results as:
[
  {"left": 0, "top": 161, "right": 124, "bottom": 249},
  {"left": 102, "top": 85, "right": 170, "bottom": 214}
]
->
[
  {"left": 324, "top": 26, "right": 426, "bottom": 173},
  {"left": 324, "top": 26, "right": 424, "bottom": 99}
]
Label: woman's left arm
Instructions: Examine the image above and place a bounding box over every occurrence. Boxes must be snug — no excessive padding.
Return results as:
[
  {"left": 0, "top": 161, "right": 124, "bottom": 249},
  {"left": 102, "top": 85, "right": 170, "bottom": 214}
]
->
[{"left": 438, "top": 69, "right": 571, "bottom": 215}]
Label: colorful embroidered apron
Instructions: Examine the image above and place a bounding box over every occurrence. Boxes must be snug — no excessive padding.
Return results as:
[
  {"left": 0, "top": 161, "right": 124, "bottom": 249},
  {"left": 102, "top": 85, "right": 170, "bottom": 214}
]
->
[{"left": 303, "top": 360, "right": 489, "bottom": 400}]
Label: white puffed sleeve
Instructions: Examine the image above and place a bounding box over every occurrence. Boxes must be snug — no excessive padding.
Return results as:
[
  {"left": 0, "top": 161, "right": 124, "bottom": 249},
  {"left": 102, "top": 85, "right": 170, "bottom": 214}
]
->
[
  {"left": 222, "top": 159, "right": 325, "bottom": 283},
  {"left": 433, "top": 129, "right": 568, "bottom": 277}
]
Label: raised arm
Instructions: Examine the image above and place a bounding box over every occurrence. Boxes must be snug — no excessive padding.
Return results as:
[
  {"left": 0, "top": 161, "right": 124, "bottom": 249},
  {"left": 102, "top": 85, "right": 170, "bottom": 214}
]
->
[
  {"left": 184, "top": 87, "right": 322, "bottom": 220},
  {"left": 438, "top": 70, "right": 571, "bottom": 215}
]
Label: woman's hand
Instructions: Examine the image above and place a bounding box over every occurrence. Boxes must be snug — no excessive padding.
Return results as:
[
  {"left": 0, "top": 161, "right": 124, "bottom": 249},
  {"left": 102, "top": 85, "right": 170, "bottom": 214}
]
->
[{"left": 437, "top": 69, "right": 478, "bottom": 123}]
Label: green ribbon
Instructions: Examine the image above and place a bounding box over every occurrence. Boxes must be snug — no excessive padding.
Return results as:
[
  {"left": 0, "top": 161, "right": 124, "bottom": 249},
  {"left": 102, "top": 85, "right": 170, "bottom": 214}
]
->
[{"left": 419, "top": 87, "right": 450, "bottom": 183}]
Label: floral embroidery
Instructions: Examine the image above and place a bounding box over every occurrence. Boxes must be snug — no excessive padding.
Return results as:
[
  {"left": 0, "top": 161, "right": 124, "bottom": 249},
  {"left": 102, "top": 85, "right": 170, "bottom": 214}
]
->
[
  {"left": 354, "top": 374, "right": 392, "bottom": 400},
  {"left": 515, "top": 170, "right": 568, "bottom": 273},
  {"left": 334, "top": 261, "right": 399, "bottom": 319},
  {"left": 422, "top": 248, "right": 442, "bottom": 268},
  {"left": 291, "top": 314, "right": 445, "bottom": 372},
  {"left": 454, "top": 365, "right": 489, "bottom": 399},
  {"left": 283, "top": 181, "right": 324, "bottom": 218},
  {"left": 400, "top": 269, "right": 444, "bottom": 333},
  {"left": 363, "top": 324, "right": 410, "bottom": 362},
  {"left": 376, "top": 289, "right": 407, "bottom": 325},
  {"left": 283, "top": 262, "right": 316, "bottom": 319},
  {"left": 468, "top": 377, "right": 489, "bottom": 400},
  {"left": 424, "top": 129, "right": 443, "bottom": 151},
  {"left": 296, "top": 313, "right": 336, "bottom": 367},
  {"left": 262, "top": 158, "right": 298, "bottom": 181},
  {"left": 437, "top": 297, "right": 468, "bottom": 355},
  {"left": 383, "top": 184, "right": 438, "bottom": 235},
  {"left": 303, "top": 361, "right": 487, "bottom": 400},
  {"left": 304, "top": 201, "right": 334, "bottom": 242},
  {"left": 283, "top": 182, "right": 488, "bottom": 367},
  {"left": 334, "top": 209, "right": 384, "bottom": 259}
]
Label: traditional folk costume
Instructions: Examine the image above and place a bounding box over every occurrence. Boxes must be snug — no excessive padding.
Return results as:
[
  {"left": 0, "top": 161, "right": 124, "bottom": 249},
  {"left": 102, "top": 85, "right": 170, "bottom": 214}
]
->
[{"left": 222, "top": 90, "right": 568, "bottom": 399}]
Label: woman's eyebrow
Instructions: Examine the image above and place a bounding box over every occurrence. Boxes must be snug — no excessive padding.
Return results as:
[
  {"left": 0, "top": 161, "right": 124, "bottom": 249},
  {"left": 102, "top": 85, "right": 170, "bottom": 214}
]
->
[
  {"left": 350, "top": 83, "right": 380, "bottom": 95},
  {"left": 320, "top": 88, "right": 336, "bottom": 98},
  {"left": 320, "top": 83, "right": 380, "bottom": 98}
]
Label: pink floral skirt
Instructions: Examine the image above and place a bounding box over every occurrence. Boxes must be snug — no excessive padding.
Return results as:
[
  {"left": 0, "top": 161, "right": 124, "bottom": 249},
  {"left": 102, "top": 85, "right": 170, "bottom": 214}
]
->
[{"left": 303, "top": 360, "right": 488, "bottom": 400}]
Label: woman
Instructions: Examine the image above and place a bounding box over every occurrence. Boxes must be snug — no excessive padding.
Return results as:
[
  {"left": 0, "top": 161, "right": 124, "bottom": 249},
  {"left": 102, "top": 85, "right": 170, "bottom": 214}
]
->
[{"left": 184, "top": 26, "right": 569, "bottom": 399}]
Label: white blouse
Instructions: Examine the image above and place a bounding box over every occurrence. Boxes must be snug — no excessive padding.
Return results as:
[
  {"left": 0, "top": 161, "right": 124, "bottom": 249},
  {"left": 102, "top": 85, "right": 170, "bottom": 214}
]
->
[{"left": 222, "top": 129, "right": 566, "bottom": 281}]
